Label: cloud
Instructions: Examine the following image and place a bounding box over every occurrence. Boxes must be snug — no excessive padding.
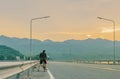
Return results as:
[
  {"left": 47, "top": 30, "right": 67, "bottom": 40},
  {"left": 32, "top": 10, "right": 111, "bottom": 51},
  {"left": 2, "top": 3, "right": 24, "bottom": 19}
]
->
[
  {"left": 101, "top": 27, "right": 120, "bottom": 33},
  {"left": 40, "top": 32, "right": 83, "bottom": 35}
]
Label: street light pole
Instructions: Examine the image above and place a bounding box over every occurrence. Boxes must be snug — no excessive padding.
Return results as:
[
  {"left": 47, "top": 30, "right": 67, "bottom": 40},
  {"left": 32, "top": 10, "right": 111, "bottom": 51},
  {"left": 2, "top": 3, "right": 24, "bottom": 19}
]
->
[
  {"left": 97, "top": 16, "right": 116, "bottom": 64},
  {"left": 30, "top": 16, "right": 50, "bottom": 60}
]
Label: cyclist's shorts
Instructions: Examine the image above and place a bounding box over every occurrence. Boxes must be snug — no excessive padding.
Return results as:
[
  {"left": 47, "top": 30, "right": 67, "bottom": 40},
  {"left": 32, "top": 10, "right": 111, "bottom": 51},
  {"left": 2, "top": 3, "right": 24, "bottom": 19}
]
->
[{"left": 40, "top": 59, "right": 47, "bottom": 64}]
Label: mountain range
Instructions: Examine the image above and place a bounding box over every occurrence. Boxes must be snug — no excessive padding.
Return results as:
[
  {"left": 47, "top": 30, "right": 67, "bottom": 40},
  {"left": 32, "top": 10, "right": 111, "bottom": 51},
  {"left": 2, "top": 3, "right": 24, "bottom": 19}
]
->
[{"left": 0, "top": 35, "right": 120, "bottom": 60}]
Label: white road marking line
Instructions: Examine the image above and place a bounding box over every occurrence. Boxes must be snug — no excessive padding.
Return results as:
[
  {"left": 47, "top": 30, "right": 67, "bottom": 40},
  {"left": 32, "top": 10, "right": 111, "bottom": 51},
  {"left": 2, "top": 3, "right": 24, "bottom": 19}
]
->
[{"left": 47, "top": 69, "right": 55, "bottom": 79}]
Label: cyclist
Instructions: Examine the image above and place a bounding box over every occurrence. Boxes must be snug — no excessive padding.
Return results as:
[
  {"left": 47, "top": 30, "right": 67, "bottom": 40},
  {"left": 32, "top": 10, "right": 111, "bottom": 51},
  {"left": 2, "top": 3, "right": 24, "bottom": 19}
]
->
[{"left": 39, "top": 50, "right": 47, "bottom": 71}]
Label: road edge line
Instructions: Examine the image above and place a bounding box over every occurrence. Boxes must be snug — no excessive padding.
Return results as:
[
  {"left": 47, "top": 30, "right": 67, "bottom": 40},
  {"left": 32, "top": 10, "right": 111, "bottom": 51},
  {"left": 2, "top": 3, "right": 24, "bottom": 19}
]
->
[{"left": 47, "top": 69, "right": 55, "bottom": 79}]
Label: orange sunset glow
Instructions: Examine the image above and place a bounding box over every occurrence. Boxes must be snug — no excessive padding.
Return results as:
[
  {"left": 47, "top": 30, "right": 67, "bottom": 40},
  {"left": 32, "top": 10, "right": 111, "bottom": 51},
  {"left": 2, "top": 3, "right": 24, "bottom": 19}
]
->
[{"left": 0, "top": 0, "right": 120, "bottom": 41}]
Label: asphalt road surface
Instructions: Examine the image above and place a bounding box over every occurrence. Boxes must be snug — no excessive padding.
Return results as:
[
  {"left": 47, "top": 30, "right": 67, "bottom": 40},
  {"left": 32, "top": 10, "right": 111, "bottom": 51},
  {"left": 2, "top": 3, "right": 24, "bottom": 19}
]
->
[{"left": 47, "top": 62, "right": 120, "bottom": 79}]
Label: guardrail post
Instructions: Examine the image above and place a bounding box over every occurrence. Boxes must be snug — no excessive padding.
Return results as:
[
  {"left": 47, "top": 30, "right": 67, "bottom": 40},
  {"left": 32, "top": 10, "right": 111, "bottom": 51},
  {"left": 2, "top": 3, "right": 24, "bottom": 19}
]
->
[
  {"left": 27, "top": 68, "right": 32, "bottom": 79},
  {"left": 27, "top": 69, "right": 30, "bottom": 78},
  {"left": 16, "top": 73, "right": 20, "bottom": 79}
]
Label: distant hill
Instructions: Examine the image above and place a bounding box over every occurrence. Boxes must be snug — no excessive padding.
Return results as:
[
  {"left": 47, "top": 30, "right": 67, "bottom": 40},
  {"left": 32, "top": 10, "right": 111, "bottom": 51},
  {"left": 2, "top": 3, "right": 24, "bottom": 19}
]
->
[
  {"left": 0, "top": 45, "right": 23, "bottom": 60},
  {"left": 0, "top": 35, "right": 120, "bottom": 60}
]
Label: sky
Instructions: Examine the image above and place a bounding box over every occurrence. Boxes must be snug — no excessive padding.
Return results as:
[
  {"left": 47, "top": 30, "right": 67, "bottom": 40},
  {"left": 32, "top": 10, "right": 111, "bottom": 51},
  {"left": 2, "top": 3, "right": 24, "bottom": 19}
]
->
[{"left": 0, "top": 0, "right": 120, "bottom": 41}]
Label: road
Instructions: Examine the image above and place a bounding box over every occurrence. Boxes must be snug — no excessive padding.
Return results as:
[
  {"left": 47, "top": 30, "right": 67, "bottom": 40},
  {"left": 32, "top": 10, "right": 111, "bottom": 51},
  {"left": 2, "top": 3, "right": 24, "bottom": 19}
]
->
[
  {"left": 1, "top": 61, "right": 120, "bottom": 79},
  {"left": 47, "top": 62, "right": 120, "bottom": 79}
]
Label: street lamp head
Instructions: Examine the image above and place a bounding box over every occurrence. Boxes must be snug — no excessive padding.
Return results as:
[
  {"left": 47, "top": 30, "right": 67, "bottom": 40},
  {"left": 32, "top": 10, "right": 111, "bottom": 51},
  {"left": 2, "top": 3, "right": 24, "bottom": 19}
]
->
[
  {"left": 43, "top": 16, "right": 50, "bottom": 18},
  {"left": 97, "top": 17, "right": 103, "bottom": 19},
  {"left": 31, "top": 16, "right": 50, "bottom": 21}
]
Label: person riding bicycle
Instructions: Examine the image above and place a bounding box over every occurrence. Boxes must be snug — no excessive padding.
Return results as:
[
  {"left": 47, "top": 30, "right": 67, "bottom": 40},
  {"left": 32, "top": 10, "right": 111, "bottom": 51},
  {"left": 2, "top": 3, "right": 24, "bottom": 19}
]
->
[{"left": 39, "top": 50, "right": 47, "bottom": 70}]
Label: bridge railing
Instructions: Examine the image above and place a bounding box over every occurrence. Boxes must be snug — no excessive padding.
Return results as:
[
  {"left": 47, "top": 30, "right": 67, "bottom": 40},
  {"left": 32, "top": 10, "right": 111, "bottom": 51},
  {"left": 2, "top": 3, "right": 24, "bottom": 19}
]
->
[
  {"left": 73, "top": 60, "right": 120, "bottom": 65},
  {"left": 0, "top": 61, "right": 37, "bottom": 79}
]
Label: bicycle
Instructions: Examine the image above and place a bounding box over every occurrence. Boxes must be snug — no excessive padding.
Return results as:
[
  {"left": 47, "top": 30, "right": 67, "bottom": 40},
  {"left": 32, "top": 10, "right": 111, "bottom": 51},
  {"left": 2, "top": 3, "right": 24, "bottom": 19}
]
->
[
  {"left": 38, "top": 61, "right": 46, "bottom": 72},
  {"left": 42, "top": 62, "right": 46, "bottom": 72}
]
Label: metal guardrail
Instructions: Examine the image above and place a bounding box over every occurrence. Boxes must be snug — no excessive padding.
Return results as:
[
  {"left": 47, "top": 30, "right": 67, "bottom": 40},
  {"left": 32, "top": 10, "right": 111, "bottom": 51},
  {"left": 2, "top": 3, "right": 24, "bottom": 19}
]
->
[
  {"left": 73, "top": 60, "right": 120, "bottom": 65},
  {"left": 0, "top": 61, "right": 37, "bottom": 79}
]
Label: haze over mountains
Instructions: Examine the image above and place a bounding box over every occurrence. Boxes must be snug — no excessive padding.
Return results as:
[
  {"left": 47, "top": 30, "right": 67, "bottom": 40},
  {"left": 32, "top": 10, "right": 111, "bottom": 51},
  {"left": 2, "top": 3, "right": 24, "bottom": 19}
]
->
[{"left": 0, "top": 35, "right": 120, "bottom": 60}]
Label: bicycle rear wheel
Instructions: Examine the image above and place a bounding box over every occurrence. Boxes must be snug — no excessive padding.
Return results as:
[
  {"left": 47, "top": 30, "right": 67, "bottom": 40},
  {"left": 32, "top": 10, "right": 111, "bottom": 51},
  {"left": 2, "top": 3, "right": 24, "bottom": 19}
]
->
[{"left": 43, "top": 63, "right": 46, "bottom": 72}]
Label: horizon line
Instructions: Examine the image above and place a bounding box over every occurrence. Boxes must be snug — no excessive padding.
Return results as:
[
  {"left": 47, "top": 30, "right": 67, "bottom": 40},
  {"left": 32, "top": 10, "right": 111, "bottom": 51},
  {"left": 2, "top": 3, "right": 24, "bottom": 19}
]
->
[{"left": 0, "top": 35, "right": 116, "bottom": 42}]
